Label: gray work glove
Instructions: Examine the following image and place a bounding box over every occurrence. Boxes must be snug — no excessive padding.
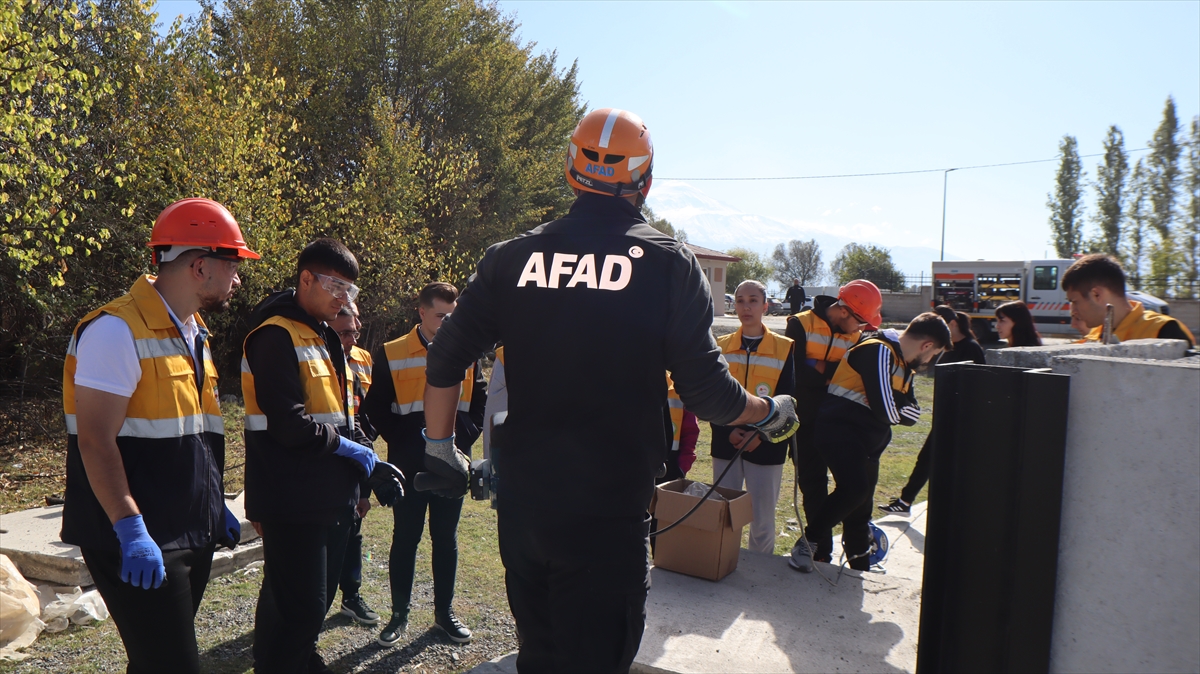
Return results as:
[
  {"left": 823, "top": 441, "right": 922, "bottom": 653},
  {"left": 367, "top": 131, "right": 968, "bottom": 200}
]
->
[
  {"left": 414, "top": 430, "right": 469, "bottom": 499},
  {"left": 749, "top": 395, "right": 801, "bottom": 443}
]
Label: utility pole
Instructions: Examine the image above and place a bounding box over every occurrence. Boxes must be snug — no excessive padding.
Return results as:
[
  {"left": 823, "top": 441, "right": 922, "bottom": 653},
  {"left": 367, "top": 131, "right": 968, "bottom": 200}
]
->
[{"left": 940, "top": 168, "right": 957, "bottom": 262}]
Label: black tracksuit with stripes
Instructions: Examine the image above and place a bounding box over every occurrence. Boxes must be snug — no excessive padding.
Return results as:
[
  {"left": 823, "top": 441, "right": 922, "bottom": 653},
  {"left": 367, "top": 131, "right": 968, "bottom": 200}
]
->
[{"left": 803, "top": 330, "right": 919, "bottom": 567}]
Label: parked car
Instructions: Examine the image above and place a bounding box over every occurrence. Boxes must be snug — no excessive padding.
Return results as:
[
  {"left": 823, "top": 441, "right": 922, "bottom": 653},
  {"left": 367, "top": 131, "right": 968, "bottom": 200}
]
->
[
  {"left": 767, "top": 297, "right": 788, "bottom": 315},
  {"left": 725, "top": 294, "right": 734, "bottom": 313}
]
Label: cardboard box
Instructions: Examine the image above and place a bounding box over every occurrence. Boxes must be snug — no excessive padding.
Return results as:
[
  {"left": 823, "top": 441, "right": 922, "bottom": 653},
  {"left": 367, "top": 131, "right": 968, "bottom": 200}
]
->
[{"left": 650, "top": 478, "right": 754, "bottom": 581}]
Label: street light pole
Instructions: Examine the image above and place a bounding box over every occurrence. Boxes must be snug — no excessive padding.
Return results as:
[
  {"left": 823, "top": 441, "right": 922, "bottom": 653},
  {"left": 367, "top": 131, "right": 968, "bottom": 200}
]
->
[{"left": 939, "top": 168, "right": 957, "bottom": 262}]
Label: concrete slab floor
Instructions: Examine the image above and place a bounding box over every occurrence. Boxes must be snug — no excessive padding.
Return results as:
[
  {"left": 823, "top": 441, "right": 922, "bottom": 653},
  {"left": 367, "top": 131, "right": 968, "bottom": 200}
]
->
[
  {"left": 0, "top": 492, "right": 259, "bottom": 586},
  {"left": 472, "top": 504, "right": 927, "bottom": 674}
]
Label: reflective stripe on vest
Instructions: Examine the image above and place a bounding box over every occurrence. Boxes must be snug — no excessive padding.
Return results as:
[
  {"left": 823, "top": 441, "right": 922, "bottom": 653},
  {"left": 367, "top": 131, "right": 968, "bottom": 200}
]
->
[
  {"left": 349, "top": 345, "right": 373, "bottom": 392},
  {"left": 796, "top": 311, "right": 860, "bottom": 376},
  {"left": 242, "top": 315, "right": 347, "bottom": 433},
  {"left": 384, "top": 326, "right": 474, "bottom": 416},
  {"left": 666, "top": 374, "right": 684, "bottom": 452},
  {"left": 63, "top": 275, "right": 224, "bottom": 439},
  {"left": 1084, "top": 301, "right": 1197, "bottom": 344},
  {"left": 828, "top": 336, "right": 912, "bottom": 410},
  {"left": 717, "top": 326, "right": 793, "bottom": 398}
]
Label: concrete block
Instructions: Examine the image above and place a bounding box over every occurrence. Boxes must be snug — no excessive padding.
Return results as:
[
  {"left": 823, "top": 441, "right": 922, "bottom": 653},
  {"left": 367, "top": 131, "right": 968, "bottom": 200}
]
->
[
  {"left": 209, "top": 539, "right": 264, "bottom": 578},
  {"left": 0, "top": 505, "right": 91, "bottom": 586},
  {"left": 984, "top": 338, "right": 1189, "bottom": 368},
  {"left": 0, "top": 492, "right": 258, "bottom": 586},
  {"left": 1047, "top": 355, "right": 1200, "bottom": 673}
]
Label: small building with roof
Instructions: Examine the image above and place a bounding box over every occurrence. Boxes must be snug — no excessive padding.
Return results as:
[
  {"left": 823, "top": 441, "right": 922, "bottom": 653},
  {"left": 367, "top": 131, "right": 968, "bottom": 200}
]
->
[{"left": 686, "top": 244, "right": 741, "bottom": 316}]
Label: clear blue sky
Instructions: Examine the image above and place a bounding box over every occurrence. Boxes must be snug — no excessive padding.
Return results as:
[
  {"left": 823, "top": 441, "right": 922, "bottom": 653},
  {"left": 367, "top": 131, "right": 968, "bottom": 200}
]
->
[{"left": 154, "top": 1, "right": 1200, "bottom": 262}]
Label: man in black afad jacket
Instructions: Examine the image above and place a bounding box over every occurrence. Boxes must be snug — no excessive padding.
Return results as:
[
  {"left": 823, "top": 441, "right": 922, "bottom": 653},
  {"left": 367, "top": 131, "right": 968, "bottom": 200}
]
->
[
  {"left": 414, "top": 109, "right": 801, "bottom": 673},
  {"left": 242, "top": 239, "right": 400, "bottom": 674}
]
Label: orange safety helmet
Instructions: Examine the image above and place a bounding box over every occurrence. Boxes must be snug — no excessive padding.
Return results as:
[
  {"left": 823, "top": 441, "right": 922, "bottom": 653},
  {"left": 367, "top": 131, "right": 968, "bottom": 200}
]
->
[
  {"left": 564, "top": 108, "right": 653, "bottom": 198},
  {"left": 147, "top": 198, "right": 260, "bottom": 263},
  {"left": 838, "top": 280, "right": 883, "bottom": 330}
]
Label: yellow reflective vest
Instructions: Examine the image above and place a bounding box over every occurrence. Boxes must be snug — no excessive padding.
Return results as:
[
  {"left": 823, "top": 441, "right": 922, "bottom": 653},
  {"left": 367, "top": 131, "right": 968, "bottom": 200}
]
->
[
  {"left": 61, "top": 275, "right": 225, "bottom": 552},
  {"left": 1083, "top": 301, "right": 1196, "bottom": 345},
  {"left": 828, "top": 335, "right": 913, "bottom": 410},
  {"left": 795, "top": 310, "right": 860, "bottom": 376},
  {"left": 717, "top": 326, "right": 794, "bottom": 398},
  {"left": 383, "top": 326, "right": 474, "bottom": 416},
  {"left": 242, "top": 316, "right": 351, "bottom": 433},
  {"left": 348, "top": 345, "right": 373, "bottom": 415},
  {"left": 665, "top": 374, "right": 684, "bottom": 452}
]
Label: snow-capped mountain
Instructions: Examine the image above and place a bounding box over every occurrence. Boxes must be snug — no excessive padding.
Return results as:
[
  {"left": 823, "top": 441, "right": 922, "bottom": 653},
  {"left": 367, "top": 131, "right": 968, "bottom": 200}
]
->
[{"left": 645, "top": 181, "right": 956, "bottom": 279}]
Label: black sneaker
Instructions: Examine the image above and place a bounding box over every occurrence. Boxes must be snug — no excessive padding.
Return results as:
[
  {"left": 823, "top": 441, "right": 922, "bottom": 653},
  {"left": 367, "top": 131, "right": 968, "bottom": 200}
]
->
[
  {"left": 435, "top": 608, "right": 472, "bottom": 643},
  {"left": 340, "top": 594, "right": 380, "bottom": 625},
  {"left": 377, "top": 613, "right": 408, "bottom": 647},
  {"left": 878, "top": 499, "right": 911, "bottom": 516}
]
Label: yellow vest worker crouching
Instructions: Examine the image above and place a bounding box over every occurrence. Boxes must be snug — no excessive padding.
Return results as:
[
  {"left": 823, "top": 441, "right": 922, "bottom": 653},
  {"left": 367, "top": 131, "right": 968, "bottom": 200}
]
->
[
  {"left": 791, "top": 313, "right": 949, "bottom": 575},
  {"left": 61, "top": 198, "right": 257, "bottom": 673}
]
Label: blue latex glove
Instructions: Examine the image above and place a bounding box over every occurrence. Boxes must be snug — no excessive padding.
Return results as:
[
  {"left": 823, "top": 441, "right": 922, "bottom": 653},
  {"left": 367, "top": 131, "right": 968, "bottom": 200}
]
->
[
  {"left": 218, "top": 505, "right": 241, "bottom": 549},
  {"left": 334, "top": 435, "right": 378, "bottom": 477},
  {"left": 113, "top": 514, "right": 165, "bottom": 590}
]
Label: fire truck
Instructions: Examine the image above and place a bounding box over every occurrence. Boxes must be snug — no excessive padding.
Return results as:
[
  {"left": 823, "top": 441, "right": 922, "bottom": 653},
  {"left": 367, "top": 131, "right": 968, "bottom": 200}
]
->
[{"left": 932, "top": 259, "right": 1170, "bottom": 341}]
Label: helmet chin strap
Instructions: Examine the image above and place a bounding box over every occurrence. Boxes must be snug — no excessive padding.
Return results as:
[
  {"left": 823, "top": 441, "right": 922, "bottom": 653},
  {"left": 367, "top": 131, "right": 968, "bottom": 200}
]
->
[{"left": 634, "top": 192, "right": 647, "bottom": 209}]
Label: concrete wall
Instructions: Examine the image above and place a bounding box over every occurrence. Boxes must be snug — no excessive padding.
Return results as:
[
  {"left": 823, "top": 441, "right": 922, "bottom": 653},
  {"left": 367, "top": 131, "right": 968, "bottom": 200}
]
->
[
  {"left": 1170, "top": 298, "right": 1200, "bottom": 335},
  {"left": 880, "top": 286, "right": 933, "bottom": 323},
  {"left": 1045, "top": 354, "right": 1200, "bottom": 673}
]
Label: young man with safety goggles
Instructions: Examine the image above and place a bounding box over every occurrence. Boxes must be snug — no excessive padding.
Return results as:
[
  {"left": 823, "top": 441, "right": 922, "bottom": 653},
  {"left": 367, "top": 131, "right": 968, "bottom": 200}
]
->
[
  {"left": 241, "top": 238, "right": 403, "bottom": 673},
  {"left": 783, "top": 279, "right": 883, "bottom": 565},
  {"left": 790, "top": 311, "right": 950, "bottom": 574}
]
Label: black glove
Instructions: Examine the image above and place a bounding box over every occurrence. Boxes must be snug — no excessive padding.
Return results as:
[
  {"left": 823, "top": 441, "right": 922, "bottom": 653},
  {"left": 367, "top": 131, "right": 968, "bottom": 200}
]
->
[
  {"left": 416, "top": 430, "right": 469, "bottom": 499},
  {"left": 367, "top": 461, "right": 405, "bottom": 507}
]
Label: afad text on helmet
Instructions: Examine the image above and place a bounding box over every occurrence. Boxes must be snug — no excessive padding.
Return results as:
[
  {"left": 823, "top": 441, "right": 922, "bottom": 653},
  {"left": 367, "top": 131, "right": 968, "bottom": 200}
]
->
[
  {"left": 584, "top": 163, "right": 615, "bottom": 177},
  {"left": 516, "top": 252, "right": 632, "bottom": 291}
]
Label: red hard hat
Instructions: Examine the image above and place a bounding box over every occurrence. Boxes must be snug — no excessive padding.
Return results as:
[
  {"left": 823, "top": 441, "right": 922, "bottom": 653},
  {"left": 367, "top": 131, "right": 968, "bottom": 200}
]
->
[
  {"left": 564, "top": 108, "right": 653, "bottom": 198},
  {"left": 838, "top": 280, "right": 883, "bottom": 330},
  {"left": 147, "top": 198, "right": 260, "bottom": 261}
]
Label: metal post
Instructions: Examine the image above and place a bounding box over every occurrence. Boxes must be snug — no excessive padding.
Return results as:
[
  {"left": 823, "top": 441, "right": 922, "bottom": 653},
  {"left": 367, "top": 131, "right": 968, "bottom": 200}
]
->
[{"left": 939, "top": 169, "right": 955, "bottom": 262}]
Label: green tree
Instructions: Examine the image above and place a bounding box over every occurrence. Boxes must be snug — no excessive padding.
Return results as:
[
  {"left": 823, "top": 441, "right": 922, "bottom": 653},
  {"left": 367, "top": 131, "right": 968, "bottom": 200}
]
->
[
  {"left": 641, "top": 204, "right": 686, "bottom": 242},
  {"left": 1122, "top": 159, "right": 1150, "bottom": 290},
  {"left": 829, "top": 243, "right": 905, "bottom": 291},
  {"left": 770, "top": 239, "right": 823, "bottom": 287},
  {"left": 725, "top": 247, "right": 772, "bottom": 291},
  {"left": 1047, "top": 134, "right": 1085, "bottom": 257},
  {"left": 1183, "top": 116, "right": 1200, "bottom": 299},
  {"left": 1090, "top": 125, "right": 1128, "bottom": 257},
  {"left": 1144, "top": 96, "right": 1182, "bottom": 296}
]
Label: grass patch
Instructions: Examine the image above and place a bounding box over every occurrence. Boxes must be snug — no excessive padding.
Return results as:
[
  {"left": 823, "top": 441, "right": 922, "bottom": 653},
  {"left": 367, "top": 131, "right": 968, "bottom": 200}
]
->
[{"left": 3, "top": 378, "right": 933, "bottom": 672}]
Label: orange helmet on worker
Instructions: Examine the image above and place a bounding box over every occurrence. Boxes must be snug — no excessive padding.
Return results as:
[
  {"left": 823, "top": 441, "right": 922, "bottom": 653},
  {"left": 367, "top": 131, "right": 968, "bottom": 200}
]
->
[
  {"left": 837, "top": 280, "right": 883, "bottom": 330},
  {"left": 565, "top": 108, "right": 653, "bottom": 199},
  {"left": 148, "top": 197, "right": 260, "bottom": 263}
]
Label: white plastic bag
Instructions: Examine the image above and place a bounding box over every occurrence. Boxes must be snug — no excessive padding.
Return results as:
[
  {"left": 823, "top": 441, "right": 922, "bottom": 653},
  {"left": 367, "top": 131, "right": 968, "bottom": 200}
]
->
[
  {"left": 39, "top": 586, "right": 109, "bottom": 633},
  {"left": 0, "top": 554, "right": 45, "bottom": 661},
  {"left": 683, "top": 481, "right": 726, "bottom": 501}
]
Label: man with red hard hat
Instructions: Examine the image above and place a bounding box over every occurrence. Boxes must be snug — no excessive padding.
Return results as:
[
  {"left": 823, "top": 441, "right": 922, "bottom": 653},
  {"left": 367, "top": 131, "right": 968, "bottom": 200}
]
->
[
  {"left": 61, "top": 198, "right": 257, "bottom": 673},
  {"left": 415, "top": 108, "right": 801, "bottom": 672},
  {"left": 784, "top": 279, "right": 882, "bottom": 564}
]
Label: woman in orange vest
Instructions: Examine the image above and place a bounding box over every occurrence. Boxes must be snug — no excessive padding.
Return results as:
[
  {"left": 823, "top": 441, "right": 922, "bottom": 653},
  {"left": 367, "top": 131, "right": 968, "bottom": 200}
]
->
[{"left": 710, "top": 280, "right": 796, "bottom": 554}]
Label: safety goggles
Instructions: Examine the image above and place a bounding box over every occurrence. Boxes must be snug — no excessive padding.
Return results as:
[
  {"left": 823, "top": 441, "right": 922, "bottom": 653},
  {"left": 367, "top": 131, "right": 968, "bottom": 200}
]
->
[
  {"left": 316, "top": 273, "right": 360, "bottom": 302},
  {"left": 336, "top": 330, "right": 360, "bottom": 340},
  {"left": 837, "top": 300, "right": 870, "bottom": 327}
]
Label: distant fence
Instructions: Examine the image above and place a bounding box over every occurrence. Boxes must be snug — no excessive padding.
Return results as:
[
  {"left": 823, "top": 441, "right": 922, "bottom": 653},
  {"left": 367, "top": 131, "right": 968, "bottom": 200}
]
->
[{"left": 881, "top": 287, "right": 933, "bottom": 323}]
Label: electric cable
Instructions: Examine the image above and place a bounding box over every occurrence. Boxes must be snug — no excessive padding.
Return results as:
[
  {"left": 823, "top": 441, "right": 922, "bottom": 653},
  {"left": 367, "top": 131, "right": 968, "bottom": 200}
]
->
[
  {"left": 659, "top": 146, "right": 1161, "bottom": 182},
  {"left": 648, "top": 439, "right": 747, "bottom": 539}
]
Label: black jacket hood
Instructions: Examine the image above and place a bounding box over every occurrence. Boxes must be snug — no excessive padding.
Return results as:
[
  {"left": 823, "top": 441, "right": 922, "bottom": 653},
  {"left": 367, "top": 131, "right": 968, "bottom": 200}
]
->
[{"left": 246, "top": 289, "right": 346, "bottom": 371}]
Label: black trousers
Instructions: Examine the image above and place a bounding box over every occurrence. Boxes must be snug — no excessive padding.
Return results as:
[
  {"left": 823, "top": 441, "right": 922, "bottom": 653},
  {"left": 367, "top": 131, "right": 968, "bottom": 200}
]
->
[
  {"left": 803, "top": 419, "right": 888, "bottom": 570},
  {"left": 80, "top": 543, "right": 215, "bottom": 674},
  {"left": 792, "top": 422, "right": 831, "bottom": 561},
  {"left": 252, "top": 507, "right": 354, "bottom": 673},
  {"left": 389, "top": 488, "right": 463, "bottom": 616},
  {"left": 498, "top": 505, "right": 651, "bottom": 674},
  {"left": 900, "top": 432, "right": 933, "bottom": 504},
  {"left": 339, "top": 513, "right": 363, "bottom": 599}
]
